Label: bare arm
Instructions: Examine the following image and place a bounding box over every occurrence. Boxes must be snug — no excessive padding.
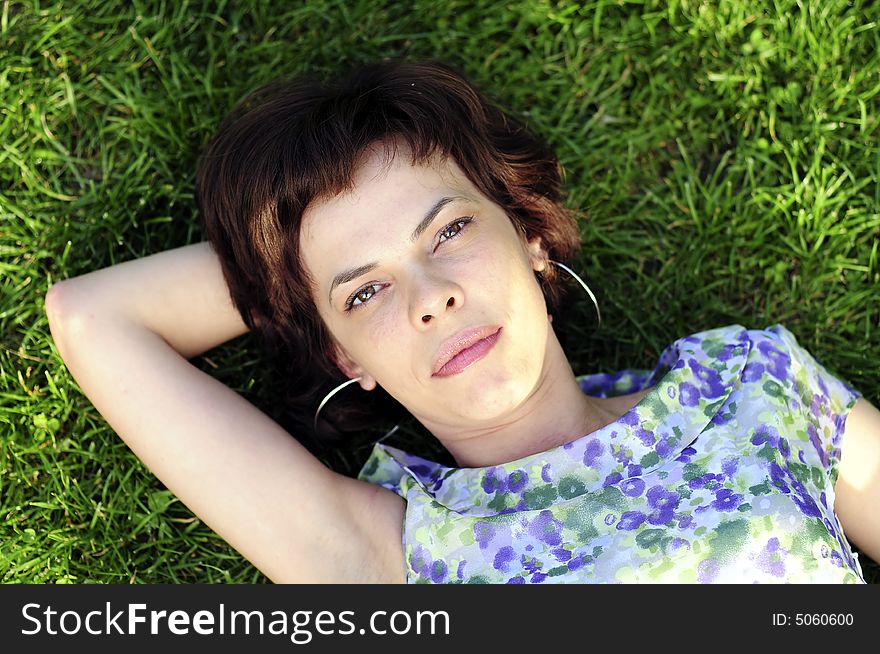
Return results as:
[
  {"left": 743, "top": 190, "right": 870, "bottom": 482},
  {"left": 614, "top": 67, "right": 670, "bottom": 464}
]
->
[
  {"left": 833, "top": 397, "right": 880, "bottom": 567},
  {"left": 50, "top": 242, "right": 250, "bottom": 359},
  {"left": 46, "top": 242, "right": 405, "bottom": 583}
]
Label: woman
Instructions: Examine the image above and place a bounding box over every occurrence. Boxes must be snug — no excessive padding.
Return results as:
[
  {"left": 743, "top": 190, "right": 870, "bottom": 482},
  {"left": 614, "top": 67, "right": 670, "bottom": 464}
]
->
[{"left": 45, "top": 60, "right": 880, "bottom": 583}]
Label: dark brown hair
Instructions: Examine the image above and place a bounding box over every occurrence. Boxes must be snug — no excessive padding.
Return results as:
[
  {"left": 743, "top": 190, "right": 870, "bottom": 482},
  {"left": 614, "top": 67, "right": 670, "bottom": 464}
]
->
[{"left": 195, "top": 59, "right": 582, "bottom": 447}]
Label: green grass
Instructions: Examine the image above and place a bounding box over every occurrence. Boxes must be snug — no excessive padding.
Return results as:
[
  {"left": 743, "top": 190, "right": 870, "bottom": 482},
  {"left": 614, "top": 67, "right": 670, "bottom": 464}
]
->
[{"left": 1, "top": 0, "right": 878, "bottom": 583}]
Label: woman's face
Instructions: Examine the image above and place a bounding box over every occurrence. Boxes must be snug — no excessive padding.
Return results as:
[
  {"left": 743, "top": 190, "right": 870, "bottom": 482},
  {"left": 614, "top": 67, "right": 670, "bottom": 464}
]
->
[{"left": 300, "top": 144, "right": 554, "bottom": 431}]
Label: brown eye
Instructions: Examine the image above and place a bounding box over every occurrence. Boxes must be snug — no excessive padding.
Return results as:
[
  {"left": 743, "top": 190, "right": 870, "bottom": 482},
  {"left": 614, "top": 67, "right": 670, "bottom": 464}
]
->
[
  {"left": 346, "top": 283, "right": 382, "bottom": 311},
  {"left": 440, "top": 221, "right": 465, "bottom": 242},
  {"left": 437, "top": 216, "right": 473, "bottom": 246}
]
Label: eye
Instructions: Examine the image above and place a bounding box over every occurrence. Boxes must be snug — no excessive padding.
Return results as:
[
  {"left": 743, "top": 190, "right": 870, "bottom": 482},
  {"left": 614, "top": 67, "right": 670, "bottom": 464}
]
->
[
  {"left": 345, "top": 283, "right": 383, "bottom": 312},
  {"left": 439, "top": 216, "right": 473, "bottom": 243},
  {"left": 436, "top": 216, "right": 473, "bottom": 248}
]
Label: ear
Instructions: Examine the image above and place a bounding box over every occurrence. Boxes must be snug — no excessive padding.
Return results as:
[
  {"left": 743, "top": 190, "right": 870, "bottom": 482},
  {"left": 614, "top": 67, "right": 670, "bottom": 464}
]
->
[
  {"left": 526, "top": 235, "right": 548, "bottom": 272},
  {"left": 330, "top": 343, "right": 377, "bottom": 391}
]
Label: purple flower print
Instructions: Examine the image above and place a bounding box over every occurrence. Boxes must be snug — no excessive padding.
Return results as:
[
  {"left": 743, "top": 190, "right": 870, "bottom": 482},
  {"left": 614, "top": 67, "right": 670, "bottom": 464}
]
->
[
  {"left": 823, "top": 517, "right": 836, "bottom": 535},
  {"left": 706, "top": 473, "right": 725, "bottom": 488},
  {"left": 769, "top": 462, "right": 790, "bottom": 493},
  {"left": 506, "top": 576, "right": 525, "bottom": 584},
  {"left": 507, "top": 469, "right": 529, "bottom": 493},
  {"left": 529, "top": 510, "right": 563, "bottom": 546},
  {"left": 635, "top": 428, "right": 656, "bottom": 447},
  {"left": 778, "top": 437, "right": 791, "bottom": 458},
  {"left": 755, "top": 537, "right": 786, "bottom": 577},
  {"left": 457, "top": 561, "right": 467, "bottom": 580},
  {"left": 583, "top": 438, "right": 604, "bottom": 467},
  {"left": 717, "top": 344, "right": 735, "bottom": 362},
  {"left": 688, "top": 359, "right": 726, "bottom": 398},
  {"left": 481, "top": 467, "right": 507, "bottom": 494},
  {"left": 711, "top": 488, "right": 743, "bottom": 512},
  {"left": 552, "top": 547, "right": 572, "bottom": 562},
  {"left": 697, "top": 558, "right": 720, "bottom": 583},
  {"left": 791, "top": 491, "right": 822, "bottom": 518},
  {"left": 670, "top": 538, "right": 691, "bottom": 552},
  {"left": 648, "top": 509, "right": 676, "bottom": 526},
  {"left": 474, "top": 521, "right": 496, "bottom": 549},
  {"left": 567, "top": 553, "right": 591, "bottom": 571},
  {"left": 493, "top": 546, "right": 516, "bottom": 572},
  {"left": 627, "top": 464, "right": 643, "bottom": 477},
  {"left": 710, "top": 411, "right": 733, "bottom": 427},
  {"left": 647, "top": 485, "right": 681, "bottom": 525},
  {"left": 678, "top": 381, "right": 701, "bottom": 407},
  {"left": 742, "top": 362, "right": 765, "bottom": 383},
  {"left": 817, "top": 371, "right": 831, "bottom": 396},
  {"left": 604, "top": 513, "right": 616, "bottom": 525},
  {"left": 675, "top": 446, "right": 697, "bottom": 463},
  {"left": 757, "top": 340, "right": 792, "bottom": 382},
  {"left": 621, "top": 478, "right": 645, "bottom": 497},
  {"left": 750, "top": 423, "right": 780, "bottom": 448},
  {"left": 523, "top": 557, "right": 542, "bottom": 574},
  {"left": 541, "top": 463, "right": 552, "bottom": 483},
  {"left": 603, "top": 471, "right": 623, "bottom": 487},
  {"left": 530, "top": 572, "right": 548, "bottom": 584},
  {"left": 410, "top": 463, "right": 434, "bottom": 478},
  {"left": 647, "top": 485, "right": 681, "bottom": 512},
  {"left": 620, "top": 410, "right": 640, "bottom": 427},
  {"left": 830, "top": 550, "right": 843, "bottom": 567},
  {"left": 721, "top": 456, "right": 739, "bottom": 477},
  {"left": 688, "top": 475, "right": 706, "bottom": 490},
  {"left": 808, "top": 423, "right": 829, "bottom": 468},
  {"left": 430, "top": 559, "right": 448, "bottom": 583},
  {"left": 655, "top": 438, "right": 671, "bottom": 458},
  {"left": 617, "top": 511, "right": 647, "bottom": 531},
  {"left": 409, "top": 545, "right": 431, "bottom": 575}
]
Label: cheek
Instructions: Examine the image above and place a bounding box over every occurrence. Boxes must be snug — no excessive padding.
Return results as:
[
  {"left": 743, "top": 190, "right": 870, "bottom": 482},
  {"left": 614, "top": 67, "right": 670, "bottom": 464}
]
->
[
  {"left": 366, "top": 313, "right": 397, "bottom": 347},
  {"left": 353, "top": 310, "right": 400, "bottom": 369}
]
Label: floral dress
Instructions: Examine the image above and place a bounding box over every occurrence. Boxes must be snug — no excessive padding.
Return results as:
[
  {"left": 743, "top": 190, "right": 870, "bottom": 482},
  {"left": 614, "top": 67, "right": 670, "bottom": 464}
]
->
[{"left": 357, "top": 324, "right": 866, "bottom": 583}]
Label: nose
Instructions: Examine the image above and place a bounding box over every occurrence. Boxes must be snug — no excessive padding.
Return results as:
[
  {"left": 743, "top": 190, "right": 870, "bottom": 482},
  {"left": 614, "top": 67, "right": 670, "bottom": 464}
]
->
[{"left": 409, "top": 272, "right": 463, "bottom": 326}]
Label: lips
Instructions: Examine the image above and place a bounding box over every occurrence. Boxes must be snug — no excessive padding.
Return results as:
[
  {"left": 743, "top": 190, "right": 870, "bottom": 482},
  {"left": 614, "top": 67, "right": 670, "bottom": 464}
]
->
[{"left": 432, "top": 325, "right": 502, "bottom": 378}]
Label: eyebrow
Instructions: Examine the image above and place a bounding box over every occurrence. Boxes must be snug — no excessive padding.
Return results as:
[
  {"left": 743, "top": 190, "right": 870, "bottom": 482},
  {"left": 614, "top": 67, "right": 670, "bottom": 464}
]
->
[{"left": 328, "top": 195, "right": 466, "bottom": 304}]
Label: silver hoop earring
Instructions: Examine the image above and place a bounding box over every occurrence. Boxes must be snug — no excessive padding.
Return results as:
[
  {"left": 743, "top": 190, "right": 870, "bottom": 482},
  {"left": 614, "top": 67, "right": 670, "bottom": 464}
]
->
[
  {"left": 548, "top": 260, "right": 601, "bottom": 328},
  {"left": 313, "top": 376, "right": 400, "bottom": 444}
]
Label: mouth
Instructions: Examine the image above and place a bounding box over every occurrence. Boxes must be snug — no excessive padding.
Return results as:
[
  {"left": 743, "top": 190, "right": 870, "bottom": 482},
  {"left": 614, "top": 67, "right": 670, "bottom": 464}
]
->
[{"left": 432, "top": 326, "right": 502, "bottom": 378}]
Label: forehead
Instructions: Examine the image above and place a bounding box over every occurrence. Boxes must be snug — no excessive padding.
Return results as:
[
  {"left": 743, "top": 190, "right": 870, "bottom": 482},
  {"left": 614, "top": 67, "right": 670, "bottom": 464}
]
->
[
  {"left": 304, "top": 146, "right": 470, "bottom": 230},
  {"left": 300, "top": 147, "right": 479, "bottom": 260}
]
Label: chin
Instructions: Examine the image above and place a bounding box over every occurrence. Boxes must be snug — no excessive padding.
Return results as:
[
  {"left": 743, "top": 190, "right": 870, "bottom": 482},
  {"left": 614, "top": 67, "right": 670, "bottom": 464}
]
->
[{"left": 455, "top": 368, "right": 535, "bottom": 420}]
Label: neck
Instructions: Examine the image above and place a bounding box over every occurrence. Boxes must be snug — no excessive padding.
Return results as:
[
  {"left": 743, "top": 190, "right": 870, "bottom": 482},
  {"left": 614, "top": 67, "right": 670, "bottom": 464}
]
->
[{"left": 426, "top": 330, "right": 620, "bottom": 468}]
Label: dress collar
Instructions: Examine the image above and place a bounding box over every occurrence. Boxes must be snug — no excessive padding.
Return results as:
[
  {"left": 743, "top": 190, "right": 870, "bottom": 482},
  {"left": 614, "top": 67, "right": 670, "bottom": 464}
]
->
[{"left": 359, "top": 324, "right": 751, "bottom": 517}]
